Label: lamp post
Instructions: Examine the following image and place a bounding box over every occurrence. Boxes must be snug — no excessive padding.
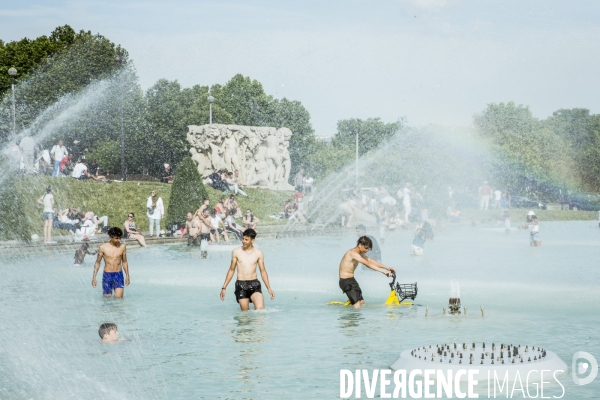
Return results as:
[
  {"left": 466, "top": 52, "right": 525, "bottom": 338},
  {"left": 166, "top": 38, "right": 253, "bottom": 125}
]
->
[
  {"left": 207, "top": 95, "right": 214, "bottom": 124},
  {"left": 115, "top": 53, "right": 126, "bottom": 180},
  {"left": 8, "top": 67, "right": 17, "bottom": 137},
  {"left": 355, "top": 131, "right": 359, "bottom": 185}
]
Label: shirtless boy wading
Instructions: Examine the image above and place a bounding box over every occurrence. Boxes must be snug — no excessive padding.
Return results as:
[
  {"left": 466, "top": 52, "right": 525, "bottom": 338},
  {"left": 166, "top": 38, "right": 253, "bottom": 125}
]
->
[
  {"left": 220, "top": 229, "right": 274, "bottom": 311},
  {"left": 92, "top": 227, "right": 130, "bottom": 298},
  {"left": 339, "top": 236, "right": 395, "bottom": 308}
]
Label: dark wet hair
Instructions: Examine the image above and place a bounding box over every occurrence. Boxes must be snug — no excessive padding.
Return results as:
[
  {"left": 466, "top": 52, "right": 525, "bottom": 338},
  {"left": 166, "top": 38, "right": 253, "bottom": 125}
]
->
[
  {"left": 243, "top": 228, "right": 257, "bottom": 239},
  {"left": 210, "top": 209, "right": 216, "bottom": 216},
  {"left": 355, "top": 224, "right": 366, "bottom": 231},
  {"left": 46, "top": 186, "right": 52, "bottom": 193},
  {"left": 357, "top": 235, "right": 373, "bottom": 250},
  {"left": 98, "top": 322, "right": 117, "bottom": 339},
  {"left": 107, "top": 227, "right": 123, "bottom": 238},
  {"left": 421, "top": 221, "right": 434, "bottom": 239}
]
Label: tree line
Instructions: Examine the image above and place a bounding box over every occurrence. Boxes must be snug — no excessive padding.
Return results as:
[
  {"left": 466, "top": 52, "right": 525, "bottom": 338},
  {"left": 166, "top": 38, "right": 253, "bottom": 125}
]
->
[{"left": 2, "top": 26, "right": 597, "bottom": 196}]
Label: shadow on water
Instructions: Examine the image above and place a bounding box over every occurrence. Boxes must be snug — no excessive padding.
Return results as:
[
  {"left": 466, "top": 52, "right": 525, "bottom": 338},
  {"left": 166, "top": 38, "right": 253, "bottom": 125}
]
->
[
  {"left": 338, "top": 309, "right": 365, "bottom": 337},
  {"left": 232, "top": 312, "right": 266, "bottom": 344}
]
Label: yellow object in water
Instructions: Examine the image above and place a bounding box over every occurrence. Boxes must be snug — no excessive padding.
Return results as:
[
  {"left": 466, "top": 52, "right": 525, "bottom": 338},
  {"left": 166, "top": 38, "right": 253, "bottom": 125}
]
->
[
  {"left": 328, "top": 300, "right": 351, "bottom": 306},
  {"left": 328, "top": 292, "right": 413, "bottom": 307},
  {"left": 385, "top": 290, "right": 413, "bottom": 306}
]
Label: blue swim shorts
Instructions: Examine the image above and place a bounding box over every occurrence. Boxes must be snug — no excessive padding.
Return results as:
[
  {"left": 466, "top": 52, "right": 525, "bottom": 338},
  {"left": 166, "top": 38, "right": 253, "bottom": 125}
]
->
[
  {"left": 43, "top": 212, "right": 54, "bottom": 220},
  {"left": 102, "top": 271, "right": 124, "bottom": 295},
  {"left": 530, "top": 232, "right": 541, "bottom": 242}
]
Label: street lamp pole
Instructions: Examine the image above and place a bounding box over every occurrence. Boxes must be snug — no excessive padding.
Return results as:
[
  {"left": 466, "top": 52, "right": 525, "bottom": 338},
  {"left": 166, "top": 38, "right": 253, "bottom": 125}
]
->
[
  {"left": 355, "top": 131, "right": 358, "bottom": 185},
  {"left": 115, "top": 53, "right": 126, "bottom": 180},
  {"left": 8, "top": 67, "right": 17, "bottom": 137},
  {"left": 207, "top": 95, "right": 214, "bottom": 124}
]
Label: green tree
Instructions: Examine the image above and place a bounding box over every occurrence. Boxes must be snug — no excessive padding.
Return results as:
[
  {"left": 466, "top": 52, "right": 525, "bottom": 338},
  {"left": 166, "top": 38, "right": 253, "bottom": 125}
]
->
[
  {"left": 0, "top": 26, "right": 124, "bottom": 142},
  {"left": 474, "top": 102, "right": 577, "bottom": 196},
  {"left": 166, "top": 157, "right": 208, "bottom": 225},
  {"left": 332, "top": 118, "right": 402, "bottom": 157}
]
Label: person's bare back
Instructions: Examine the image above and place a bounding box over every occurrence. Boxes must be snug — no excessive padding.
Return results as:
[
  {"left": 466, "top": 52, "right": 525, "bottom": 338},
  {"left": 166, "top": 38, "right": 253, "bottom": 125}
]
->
[{"left": 220, "top": 229, "right": 274, "bottom": 311}]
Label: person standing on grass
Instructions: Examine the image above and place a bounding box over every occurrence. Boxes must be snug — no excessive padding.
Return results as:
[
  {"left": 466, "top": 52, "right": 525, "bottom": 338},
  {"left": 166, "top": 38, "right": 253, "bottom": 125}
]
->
[
  {"left": 37, "top": 186, "right": 55, "bottom": 244},
  {"left": 50, "top": 140, "right": 68, "bottom": 177},
  {"left": 146, "top": 190, "right": 164, "bottom": 237}
]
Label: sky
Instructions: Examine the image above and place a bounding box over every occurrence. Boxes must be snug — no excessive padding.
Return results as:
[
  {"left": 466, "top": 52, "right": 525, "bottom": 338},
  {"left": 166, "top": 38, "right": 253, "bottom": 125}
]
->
[{"left": 2, "top": 0, "right": 600, "bottom": 136}]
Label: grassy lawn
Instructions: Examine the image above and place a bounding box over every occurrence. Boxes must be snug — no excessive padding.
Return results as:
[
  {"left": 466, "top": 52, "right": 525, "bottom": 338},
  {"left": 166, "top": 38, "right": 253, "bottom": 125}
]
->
[
  {"left": 15, "top": 176, "right": 293, "bottom": 236},
  {"left": 10, "top": 175, "right": 598, "bottom": 238}
]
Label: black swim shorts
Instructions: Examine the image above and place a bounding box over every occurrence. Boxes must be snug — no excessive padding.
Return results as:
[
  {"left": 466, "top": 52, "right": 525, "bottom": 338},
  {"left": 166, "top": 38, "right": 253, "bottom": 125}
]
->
[
  {"left": 234, "top": 279, "right": 262, "bottom": 303},
  {"left": 199, "top": 233, "right": 210, "bottom": 241},
  {"left": 339, "top": 277, "right": 364, "bottom": 305}
]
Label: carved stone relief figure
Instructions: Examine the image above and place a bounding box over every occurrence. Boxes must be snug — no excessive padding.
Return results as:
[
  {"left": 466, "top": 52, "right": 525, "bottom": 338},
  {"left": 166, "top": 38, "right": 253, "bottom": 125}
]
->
[{"left": 186, "top": 124, "right": 294, "bottom": 190}]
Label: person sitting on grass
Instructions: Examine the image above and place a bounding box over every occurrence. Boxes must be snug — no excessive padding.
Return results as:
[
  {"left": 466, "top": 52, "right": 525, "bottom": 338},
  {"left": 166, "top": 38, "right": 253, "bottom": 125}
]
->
[
  {"left": 88, "top": 159, "right": 108, "bottom": 182},
  {"left": 243, "top": 209, "right": 259, "bottom": 231},
  {"left": 210, "top": 209, "right": 229, "bottom": 243},
  {"left": 71, "top": 159, "right": 91, "bottom": 180},
  {"left": 225, "top": 210, "right": 243, "bottom": 241},
  {"left": 123, "top": 212, "right": 147, "bottom": 247},
  {"left": 98, "top": 323, "right": 122, "bottom": 342},
  {"left": 225, "top": 194, "right": 242, "bottom": 218}
]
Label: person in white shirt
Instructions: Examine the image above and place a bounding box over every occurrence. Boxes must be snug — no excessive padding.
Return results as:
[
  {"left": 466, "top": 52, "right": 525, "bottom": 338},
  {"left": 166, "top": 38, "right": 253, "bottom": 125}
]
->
[
  {"left": 493, "top": 189, "right": 502, "bottom": 209},
  {"left": 71, "top": 160, "right": 90, "bottom": 180},
  {"left": 146, "top": 190, "right": 165, "bottom": 237},
  {"left": 303, "top": 175, "right": 314, "bottom": 195},
  {"left": 50, "top": 140, "right": 68, "bottom": 177},
  {"left": 402, "top": 183, "right": 412, "bottom": 222},
  {"left": 209, "top": 210, "right": 229, "bottom": 242},
  {"left": 225, "top": 172, "right": 248, "bottom": 196},
  {"left": 37, "top": 186, "right": 55, "bottom": 243}
]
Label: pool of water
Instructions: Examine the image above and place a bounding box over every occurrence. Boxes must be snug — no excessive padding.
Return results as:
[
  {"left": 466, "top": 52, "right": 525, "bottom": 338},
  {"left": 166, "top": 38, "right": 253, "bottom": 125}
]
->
[{"left": 0, "top": 221, "right": 599, "bottom": 399}]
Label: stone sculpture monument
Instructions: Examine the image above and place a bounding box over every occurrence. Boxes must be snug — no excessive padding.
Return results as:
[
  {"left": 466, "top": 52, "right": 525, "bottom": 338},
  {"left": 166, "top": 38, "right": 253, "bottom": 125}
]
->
[{"left": 186, "top": 124, "right": 294, "bottom": 190}]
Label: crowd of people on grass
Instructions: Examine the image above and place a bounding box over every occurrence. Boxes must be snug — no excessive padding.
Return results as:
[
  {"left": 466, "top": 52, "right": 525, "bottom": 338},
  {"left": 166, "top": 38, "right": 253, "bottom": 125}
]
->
[
  {"left": 179, "top": 196, "right": 258, "bottom": 246},
  {"left": 37, "top": 186, "right": 110, "bottom": 244}
]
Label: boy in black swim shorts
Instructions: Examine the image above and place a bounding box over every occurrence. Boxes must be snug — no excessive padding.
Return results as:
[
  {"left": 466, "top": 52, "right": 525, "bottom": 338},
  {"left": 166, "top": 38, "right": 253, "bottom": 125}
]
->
[
  {"left": 234, "top": 279, "right": 262, "bottom": 303},
  {"left": 220, "top": 229, "right": 275, "bottom": 311},
  {"left": 338, "top": 236, "right": 395, "bottom": 308}
]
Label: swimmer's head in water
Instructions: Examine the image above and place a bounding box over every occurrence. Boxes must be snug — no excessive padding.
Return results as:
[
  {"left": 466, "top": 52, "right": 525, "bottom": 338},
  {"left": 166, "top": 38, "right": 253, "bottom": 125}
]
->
[
  {"left": 107, "top": 227, "right": 123, "bottom": 238},
  {"left": 357, "top": 235, "right": 372, "bottom": 250},
  {"left": 243, "top": 229, "right": 257, "bottom": 240},
  {"left": 98, "top": 322, "right": 118, "bottom": 340}
]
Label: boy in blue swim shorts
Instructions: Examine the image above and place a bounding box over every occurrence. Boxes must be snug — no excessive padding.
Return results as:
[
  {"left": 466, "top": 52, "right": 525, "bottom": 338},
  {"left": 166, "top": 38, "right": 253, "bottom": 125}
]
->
[{"left": 92, "top": 227, "right": 130, "bottom": 298}]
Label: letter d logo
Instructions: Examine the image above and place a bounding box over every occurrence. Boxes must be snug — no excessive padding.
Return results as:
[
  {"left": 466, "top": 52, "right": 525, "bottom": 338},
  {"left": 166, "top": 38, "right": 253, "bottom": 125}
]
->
[{"left": 572, "top": 351, "right": 598, "bottom": 385}]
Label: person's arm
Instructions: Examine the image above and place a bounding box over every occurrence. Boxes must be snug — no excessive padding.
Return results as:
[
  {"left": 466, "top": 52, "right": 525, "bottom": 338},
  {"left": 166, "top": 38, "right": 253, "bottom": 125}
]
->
[
  {"left": 257, "top": 250, "right": 275, "bottom": 299},
  {"left": 159, "top": 198, "right": 165, "bottom": 219},
  {"left": 350, "top": 251, "right": 394, "bottom": 276},
  {"left": 220, "top": 251, "right": 238, "bottom": 300},
  {"left": 123, "top": 221, "right": 134, "bottom": 233},
  {"left": 121, "top": 245, "right": 130, "bottom": 286},
  {"left": 92, "top": 246, "right": 104, "bottom": 287},
  {"left": 37, "top": 196, "right": 43, "bottom": 205}
]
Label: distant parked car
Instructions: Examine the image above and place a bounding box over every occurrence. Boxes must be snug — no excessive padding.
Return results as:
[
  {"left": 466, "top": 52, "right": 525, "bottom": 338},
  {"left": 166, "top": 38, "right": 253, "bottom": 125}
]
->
[
  {"left": 568, "top": 193, "right": 600, "bottom": 211},
  {"left": 510, "top": 196, "right": 546, "bottom": 210}
]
